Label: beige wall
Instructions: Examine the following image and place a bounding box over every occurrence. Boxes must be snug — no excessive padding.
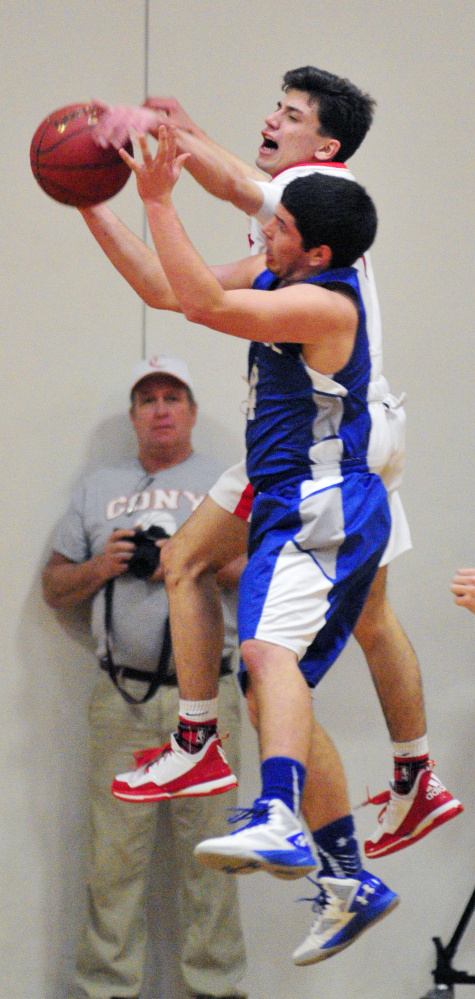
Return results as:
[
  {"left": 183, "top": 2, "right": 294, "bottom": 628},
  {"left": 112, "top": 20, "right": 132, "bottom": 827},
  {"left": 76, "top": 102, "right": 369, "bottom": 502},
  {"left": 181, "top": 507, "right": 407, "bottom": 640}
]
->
[{"left": 2, "top": 2, "right": 473, "bottom": 997}]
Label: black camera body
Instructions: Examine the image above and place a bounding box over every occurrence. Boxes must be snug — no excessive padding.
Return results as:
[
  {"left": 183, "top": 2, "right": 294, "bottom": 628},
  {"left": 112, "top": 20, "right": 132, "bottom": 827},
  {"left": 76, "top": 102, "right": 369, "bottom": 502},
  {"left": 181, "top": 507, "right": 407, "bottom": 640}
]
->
[{"left": 127, "top": 525, "right": 170, "bottom": 580}]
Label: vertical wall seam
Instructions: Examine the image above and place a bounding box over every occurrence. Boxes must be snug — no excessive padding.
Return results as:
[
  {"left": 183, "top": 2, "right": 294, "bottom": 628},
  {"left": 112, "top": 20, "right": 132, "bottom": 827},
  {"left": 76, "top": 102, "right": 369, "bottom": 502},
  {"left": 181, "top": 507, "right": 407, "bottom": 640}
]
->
[{"left": 141, "top": 0, "right": 150, "bottom": 359}]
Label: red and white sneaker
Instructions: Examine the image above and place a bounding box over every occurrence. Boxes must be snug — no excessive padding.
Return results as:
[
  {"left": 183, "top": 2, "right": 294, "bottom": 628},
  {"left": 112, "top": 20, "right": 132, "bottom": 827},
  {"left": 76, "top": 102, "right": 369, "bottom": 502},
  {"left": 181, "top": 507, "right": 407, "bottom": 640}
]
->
[
  {"left": 111, "top": 732, "right": 238, "bottom": 802},
  {"left": 363, "top": 767, "right": 463, "bottom": 858}
]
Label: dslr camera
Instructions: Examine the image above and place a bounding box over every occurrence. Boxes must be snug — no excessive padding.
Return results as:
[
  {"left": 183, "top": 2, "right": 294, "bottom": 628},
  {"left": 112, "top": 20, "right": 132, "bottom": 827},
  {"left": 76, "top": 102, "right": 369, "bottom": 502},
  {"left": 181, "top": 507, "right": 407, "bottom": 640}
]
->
[{"left": 127, "top": 525, "right": 170, "bottom": 580}]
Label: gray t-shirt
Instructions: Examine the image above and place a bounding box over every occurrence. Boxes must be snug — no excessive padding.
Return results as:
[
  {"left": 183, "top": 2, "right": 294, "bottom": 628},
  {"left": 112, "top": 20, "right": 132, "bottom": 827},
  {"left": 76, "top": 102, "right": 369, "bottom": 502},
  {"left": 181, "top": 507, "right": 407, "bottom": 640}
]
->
[{"left": 52, "top": 452, "right": 238, "bottom": 670}]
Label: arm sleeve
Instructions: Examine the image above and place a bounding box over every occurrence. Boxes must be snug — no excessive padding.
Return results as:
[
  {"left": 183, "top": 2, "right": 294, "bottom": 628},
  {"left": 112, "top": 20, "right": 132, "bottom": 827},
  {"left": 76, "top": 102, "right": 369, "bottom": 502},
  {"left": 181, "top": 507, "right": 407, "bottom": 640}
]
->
[{"left": 51, "top": 481, "right": 91, "bottom": 564}]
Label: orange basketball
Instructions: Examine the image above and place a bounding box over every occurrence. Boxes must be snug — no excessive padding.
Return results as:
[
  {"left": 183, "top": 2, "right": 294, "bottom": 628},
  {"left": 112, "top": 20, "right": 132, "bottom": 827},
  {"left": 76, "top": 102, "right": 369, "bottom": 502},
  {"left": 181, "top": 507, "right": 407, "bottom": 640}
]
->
[{"left": 30, "top": 102, "right": 133, "bottom": 208}]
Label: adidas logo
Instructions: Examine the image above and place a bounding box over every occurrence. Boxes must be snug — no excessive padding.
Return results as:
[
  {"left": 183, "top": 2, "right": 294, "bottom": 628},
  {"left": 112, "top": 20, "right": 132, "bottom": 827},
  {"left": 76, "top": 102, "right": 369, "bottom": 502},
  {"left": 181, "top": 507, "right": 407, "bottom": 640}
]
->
[{"left": 426, "top": 776, "right": 445, "bottom": 801}]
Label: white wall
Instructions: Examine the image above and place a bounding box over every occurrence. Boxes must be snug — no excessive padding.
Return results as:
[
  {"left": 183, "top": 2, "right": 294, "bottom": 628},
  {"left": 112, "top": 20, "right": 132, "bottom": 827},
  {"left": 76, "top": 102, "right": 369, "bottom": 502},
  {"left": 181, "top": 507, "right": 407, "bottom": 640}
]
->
[{"left": 1, "top": 2, "right": 473, "bottom": 997}]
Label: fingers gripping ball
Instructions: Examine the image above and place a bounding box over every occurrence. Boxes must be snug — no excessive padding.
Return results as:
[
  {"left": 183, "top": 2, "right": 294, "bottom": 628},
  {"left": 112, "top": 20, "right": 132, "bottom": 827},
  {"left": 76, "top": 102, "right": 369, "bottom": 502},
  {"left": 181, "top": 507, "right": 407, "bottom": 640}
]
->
[{"left": 30, "top": 103, "right": 133, "bottom": 207}]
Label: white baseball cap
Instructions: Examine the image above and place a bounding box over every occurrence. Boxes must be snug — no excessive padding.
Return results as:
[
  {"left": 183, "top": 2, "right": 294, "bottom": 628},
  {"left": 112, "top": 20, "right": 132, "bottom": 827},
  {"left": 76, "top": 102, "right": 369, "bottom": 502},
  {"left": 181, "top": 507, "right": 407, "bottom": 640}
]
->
[{"left": 129, "top": 355, "right": 195, "bottom": 396}]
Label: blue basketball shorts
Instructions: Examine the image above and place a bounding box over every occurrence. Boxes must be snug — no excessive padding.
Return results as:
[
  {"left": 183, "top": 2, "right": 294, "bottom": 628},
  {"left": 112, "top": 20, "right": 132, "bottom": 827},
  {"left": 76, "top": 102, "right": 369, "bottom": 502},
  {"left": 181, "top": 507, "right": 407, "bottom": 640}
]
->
[{"left": 237, "top": 469, "right": 390, "bottom": 688}]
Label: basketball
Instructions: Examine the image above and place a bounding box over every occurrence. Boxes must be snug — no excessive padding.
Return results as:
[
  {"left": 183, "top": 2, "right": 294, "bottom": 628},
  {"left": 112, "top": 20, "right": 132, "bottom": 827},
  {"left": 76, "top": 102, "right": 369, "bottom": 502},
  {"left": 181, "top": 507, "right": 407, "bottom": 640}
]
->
[{"left": 30, "top": 102, "right": 133, "bottom": 208}]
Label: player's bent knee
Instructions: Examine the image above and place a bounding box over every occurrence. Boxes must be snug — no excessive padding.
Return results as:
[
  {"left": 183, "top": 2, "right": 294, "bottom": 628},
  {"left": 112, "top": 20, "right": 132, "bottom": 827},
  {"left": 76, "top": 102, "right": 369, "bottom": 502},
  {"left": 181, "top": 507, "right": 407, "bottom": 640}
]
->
[
  {"left": 240, "top": 638, "right": 288, "bottom": 680},
  {"left": 160, "top": 531, "right": 213, "bottom": 586}
]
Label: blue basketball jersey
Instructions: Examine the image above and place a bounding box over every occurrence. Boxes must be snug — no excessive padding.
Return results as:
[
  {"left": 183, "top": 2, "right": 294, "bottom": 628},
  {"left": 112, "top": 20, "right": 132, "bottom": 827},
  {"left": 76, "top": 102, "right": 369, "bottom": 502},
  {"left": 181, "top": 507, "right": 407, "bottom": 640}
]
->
[
  {"left": 245, "top": 267, "right": 372, "bottom": 493},
  {"left": 238, "top": 265, "right": 391, "bottom": 686}
]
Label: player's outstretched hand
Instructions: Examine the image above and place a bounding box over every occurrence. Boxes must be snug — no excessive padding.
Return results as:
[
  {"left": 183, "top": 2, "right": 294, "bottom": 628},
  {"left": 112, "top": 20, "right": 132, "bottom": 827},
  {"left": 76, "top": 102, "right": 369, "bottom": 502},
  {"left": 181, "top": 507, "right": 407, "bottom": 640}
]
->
[
  {"left": 451, "top": 567, "right": 475, "bottom": 614},
  {"left": 143, "top": 96, "right": 198, "bottom": 134},
  {"left": 119, "top": 127, "right": 190, "bottom": 204},
  {"left": 91, "top": 99, "right": 163, "bottom": 149}
]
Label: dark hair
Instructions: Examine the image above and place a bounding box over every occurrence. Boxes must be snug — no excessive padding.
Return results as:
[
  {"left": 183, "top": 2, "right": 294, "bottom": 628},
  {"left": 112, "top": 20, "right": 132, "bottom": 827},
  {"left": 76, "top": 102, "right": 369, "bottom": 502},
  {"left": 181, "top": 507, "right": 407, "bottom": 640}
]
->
[
  {"left": 281, "top": 173, "right": 377, "bottom": 269},
  {"left": 282, "top": 66, "right": 376, "bottom": 162}
]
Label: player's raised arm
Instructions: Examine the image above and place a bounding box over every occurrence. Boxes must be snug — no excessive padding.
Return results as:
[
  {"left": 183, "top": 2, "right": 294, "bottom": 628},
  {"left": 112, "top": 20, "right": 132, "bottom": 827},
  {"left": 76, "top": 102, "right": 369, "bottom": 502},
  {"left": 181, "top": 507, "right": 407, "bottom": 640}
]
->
[
  {"left": 93, "top": 96, "right": 268, "bottom": 215},
  {"left": 79, "top": 197, "right": 264, "bottom": 311},
  {"left": 146, "top": 97, "right": 267, "bottom": 212},
  {"left": 165, "top": 126, "right": 268, "bottom": 214},
  {"left": 79, "top": 203, "right": 181, "bottom": 311},
  {"left": 120, "top": 129, "right": 359, "bottom": 367}
]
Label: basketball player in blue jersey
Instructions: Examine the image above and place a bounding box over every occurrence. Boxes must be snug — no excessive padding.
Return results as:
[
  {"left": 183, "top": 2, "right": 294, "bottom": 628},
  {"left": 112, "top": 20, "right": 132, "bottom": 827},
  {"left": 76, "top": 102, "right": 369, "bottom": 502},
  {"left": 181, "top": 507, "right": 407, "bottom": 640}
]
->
[
  {"left": 102, "top": 127, "right": 401, "bottom": 965},
  {"left": 91, "top": 69, "right": 463, "bottom": 864}
]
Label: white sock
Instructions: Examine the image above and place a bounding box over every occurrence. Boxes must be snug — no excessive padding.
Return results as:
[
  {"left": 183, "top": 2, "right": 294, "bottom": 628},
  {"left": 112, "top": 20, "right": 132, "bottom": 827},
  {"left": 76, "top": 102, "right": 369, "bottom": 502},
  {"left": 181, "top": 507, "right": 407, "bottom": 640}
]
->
[
  {"left": 392, "top": 735, "right": 429, "bottom": 759},
  {"left": 179, "top": 697, "right": 218, "bottom": 724}
]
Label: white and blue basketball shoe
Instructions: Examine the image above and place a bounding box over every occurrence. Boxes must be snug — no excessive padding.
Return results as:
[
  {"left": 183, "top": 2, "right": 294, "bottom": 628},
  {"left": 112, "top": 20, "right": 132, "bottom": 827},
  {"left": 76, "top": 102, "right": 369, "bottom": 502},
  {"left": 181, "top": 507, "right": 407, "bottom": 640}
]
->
[
  {"left": 194, "top": 797, "right": 316, "bottom": 879},
  {"left": 293, "top": 869, "right": 399, "bottom": 964}
]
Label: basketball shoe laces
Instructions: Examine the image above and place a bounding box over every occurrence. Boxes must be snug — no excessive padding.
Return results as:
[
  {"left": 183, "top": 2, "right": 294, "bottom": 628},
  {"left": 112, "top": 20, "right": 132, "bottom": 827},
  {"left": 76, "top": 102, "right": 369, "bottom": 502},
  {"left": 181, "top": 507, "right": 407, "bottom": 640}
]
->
[
  {"left": 297, "top": 874, "right": 331, "bottom": 914},
  {"left": 133, "top": 730, "right": 232, "bottom": 772},
  {"left": 227, "top": 798, "right": 270, "bottom": 828},
  {"left": 133, "top": 741, "right": 172, "bottom": 769}
]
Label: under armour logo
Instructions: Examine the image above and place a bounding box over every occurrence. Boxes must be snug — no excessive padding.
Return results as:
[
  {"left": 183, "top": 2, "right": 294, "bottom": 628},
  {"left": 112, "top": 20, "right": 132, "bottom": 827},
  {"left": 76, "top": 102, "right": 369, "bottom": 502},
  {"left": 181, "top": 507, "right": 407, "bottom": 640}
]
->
[{"left": 356, "top": 884, "right": 376, "bottom": 906}]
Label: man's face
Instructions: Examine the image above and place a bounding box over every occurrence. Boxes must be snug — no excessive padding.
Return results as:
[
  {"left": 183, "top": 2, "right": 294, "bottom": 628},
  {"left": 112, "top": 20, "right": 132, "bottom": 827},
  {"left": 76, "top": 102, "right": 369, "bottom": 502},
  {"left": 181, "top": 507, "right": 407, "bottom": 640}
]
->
[
  {"left": 262, "top": 203, "right": 320, "bottom": 282},
  {"left": 130, "top": 374, "right": 196, "bottom": 455},
  {"left": 256, "top": 89, "right": 327, "bottom": 176}
]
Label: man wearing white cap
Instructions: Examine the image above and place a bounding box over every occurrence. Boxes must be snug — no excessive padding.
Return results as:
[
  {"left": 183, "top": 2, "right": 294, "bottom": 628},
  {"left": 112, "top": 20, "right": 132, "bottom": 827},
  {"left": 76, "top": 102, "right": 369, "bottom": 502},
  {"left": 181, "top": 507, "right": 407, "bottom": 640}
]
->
[{"left": 42, "top": 356, "right": 247, "bottom": 999}]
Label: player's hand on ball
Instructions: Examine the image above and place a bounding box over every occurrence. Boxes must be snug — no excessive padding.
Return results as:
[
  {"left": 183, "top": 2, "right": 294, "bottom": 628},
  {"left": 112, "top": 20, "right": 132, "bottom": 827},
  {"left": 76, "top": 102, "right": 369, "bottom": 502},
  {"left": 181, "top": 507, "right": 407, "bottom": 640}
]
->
[
  {"left": 92, "top": 99, "right": 163, "bottom": 149},
  {"left": 119, "top": 127, "right": 190, "bottom": 204}
]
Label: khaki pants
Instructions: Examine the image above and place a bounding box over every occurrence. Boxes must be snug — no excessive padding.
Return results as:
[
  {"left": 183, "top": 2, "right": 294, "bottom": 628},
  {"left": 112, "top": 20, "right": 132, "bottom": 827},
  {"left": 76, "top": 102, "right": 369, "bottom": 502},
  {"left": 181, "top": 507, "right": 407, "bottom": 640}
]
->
[{"left": 74, "top": 671, "right": 246, "bottom": 998}]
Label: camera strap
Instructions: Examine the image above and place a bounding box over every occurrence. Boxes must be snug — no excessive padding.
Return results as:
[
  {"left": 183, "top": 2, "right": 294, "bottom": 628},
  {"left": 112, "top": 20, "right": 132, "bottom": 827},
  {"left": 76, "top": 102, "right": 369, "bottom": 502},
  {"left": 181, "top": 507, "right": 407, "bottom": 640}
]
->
[{"left": 100, "top": 578, "right": 172, "bottom": 705}]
